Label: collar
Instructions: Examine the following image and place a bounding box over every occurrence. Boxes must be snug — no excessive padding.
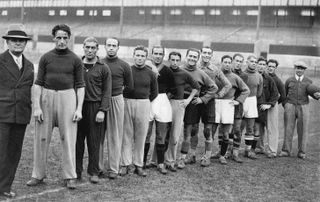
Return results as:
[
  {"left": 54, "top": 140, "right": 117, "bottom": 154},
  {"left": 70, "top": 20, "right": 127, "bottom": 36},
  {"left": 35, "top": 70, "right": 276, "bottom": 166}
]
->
[
  {"left": 9, "top": 51, "right": 22, "bottom": 62},
  {"left": 295, "top": 74, "right": 304, "bottom": 81}
]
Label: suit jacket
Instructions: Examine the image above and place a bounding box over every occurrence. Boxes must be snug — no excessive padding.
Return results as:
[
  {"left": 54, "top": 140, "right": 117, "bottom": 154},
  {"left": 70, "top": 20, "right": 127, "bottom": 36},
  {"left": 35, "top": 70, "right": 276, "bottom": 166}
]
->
[{"left": 0, "top": 50, "right": 34, "bottom": 124}]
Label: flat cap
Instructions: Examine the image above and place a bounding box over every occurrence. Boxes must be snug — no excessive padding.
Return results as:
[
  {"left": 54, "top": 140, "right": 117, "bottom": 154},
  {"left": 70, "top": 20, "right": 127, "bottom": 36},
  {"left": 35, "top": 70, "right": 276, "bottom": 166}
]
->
[{"left": 294, "top": 61, "right": 308, "bottom": 69}]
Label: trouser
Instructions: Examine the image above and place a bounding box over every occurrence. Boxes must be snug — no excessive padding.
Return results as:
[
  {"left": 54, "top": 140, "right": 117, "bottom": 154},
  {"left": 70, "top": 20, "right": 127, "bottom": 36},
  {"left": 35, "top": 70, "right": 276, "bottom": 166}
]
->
[
  {"left": 0, "top": 123, "right": 26, "bottom": 192},
  {"left": 32, "top": 88, "right": 77, "bottom": 180},
  {"left": 165, "top": 99, "right": 186, "bottom": 165},
  {"left": 76, "top": 101, "right": 105, "bottom": 176},
  {"left": 254, "top": 122, "right": 265, "bottom": 151},
  {"left": 121, "top": 99, "right": 150, "bottom": 167},
  {"left": 232, "top": 118, "right": 242, "bottom": 149},
  {"left": 243, "top": 118, "right": 255, "bottom": 151},
  {"left": 145, "top": 93, "right": 172, "bottom": 165},
  {"left": 282, "top": 103, "right": 309, "bottom": 154},
  {"left": 266, "top": 102, "right": 279, "bottom": 154},
  {"left": 99, "top": 94, "right": 124, "bottom": 174}
]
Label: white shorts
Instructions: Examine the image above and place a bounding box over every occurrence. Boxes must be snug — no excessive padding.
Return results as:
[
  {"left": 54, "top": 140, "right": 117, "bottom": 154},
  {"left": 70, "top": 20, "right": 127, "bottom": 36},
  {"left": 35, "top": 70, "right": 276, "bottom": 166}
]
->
[
  {"left": 243, "top": 96, "right": 258, "bottom": 118},
  {"left": 149, "top": 93, "right": 172, "bottom": 122},
  {"left": 215, "top": 99, "right": 235, "bottom": 124}
]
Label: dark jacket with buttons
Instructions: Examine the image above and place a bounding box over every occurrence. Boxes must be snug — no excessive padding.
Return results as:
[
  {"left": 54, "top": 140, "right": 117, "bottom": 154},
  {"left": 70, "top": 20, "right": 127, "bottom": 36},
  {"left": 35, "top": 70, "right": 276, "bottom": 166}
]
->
[
  {"left": 284, "top": 75, "right": 317, "bottom": 106},
  {"left": 256, "top": 72, "right": 279, "bottom": 124},
  {"left": 0, "top": 50, "right": 34, "bottom": 124}
]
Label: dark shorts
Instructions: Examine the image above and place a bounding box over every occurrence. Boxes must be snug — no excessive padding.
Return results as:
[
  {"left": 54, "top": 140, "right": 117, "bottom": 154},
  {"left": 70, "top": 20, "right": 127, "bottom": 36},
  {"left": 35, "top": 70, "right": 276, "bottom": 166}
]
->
[
  {"left": 183, "top": 102, "right": 201, "bottom": 124},
  {"left": 200, "top": 99, "right": 215, "bottom": 124},
  {"left": 234, "top": 103, "right": 243, "bottom": 119}
]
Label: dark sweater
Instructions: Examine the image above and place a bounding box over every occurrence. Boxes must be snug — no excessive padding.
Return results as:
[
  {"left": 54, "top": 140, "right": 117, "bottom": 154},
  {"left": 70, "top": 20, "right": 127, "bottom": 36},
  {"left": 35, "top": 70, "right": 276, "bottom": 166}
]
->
[
  {"left": 170, "top": 67, "right": 200, "bottom": 99},
  {"left": 101, "top": 56, "right": 133, "bottom": 96},
  {"left": 123, "top": 65, "right": 158, "bottom": 101},
  {"left": 269, "top": 73, "right": 286, "bottom": 104},
  {"left": 284, "top": 75, "right": 316, "bottom": 106},
  {"left": 182, "top": 65, "right": 218, "bottom": 104},
  {"left": 157, "top": 65, "right": 175, "bottom": 94},
  {"left": 35, "top": 48, "right": 85, "bottom": 90},
  {"left": 83, "top": 61, "right": 112, "bottom": 112},
  {"left": 244, "top": 68, "right": 263, "bottom": 98},
  {"left": 223, "top": 70, "right": 250, "bottom": 104}
]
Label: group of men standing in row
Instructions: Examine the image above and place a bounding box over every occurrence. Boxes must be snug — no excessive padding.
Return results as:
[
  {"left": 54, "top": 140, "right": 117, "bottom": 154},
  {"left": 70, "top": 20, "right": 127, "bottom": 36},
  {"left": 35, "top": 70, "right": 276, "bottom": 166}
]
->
[{"left": 1, "top": 23, "right": 319, "bottom": 198}]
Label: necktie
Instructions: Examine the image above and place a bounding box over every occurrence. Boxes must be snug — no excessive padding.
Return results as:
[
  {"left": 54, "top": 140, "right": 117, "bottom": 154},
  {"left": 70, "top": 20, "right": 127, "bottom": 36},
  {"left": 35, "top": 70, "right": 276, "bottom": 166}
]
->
[{"left": 16, "top": 58, "right": 22, "bottom": 70}]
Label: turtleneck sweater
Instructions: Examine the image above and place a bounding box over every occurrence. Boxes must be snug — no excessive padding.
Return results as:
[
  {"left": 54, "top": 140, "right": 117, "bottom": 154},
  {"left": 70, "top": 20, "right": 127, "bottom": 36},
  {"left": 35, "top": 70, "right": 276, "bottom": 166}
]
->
[
  {"left": 182, "top": 64, "right": 218, "bottom": 104},
  {"left": 101, "top": 56, "right": 133, "bottom": 96},
  {"left": 244, "top": 68, "right": 263, "bottom": 97},
  {"left": 222, "top": 69, "right": 250, "bottom": 103},
  {"left": 35, "top": 48, "right": 85, "bottom": 90}
]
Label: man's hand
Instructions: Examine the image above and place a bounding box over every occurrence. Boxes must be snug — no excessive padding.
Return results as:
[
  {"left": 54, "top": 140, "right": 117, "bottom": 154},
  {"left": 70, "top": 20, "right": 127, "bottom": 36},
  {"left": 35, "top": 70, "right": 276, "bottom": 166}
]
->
[
  {"left": 34, "top": 108, "right": 44, "bottom": 123},
  {"left": 229, "top": 100, "right": 240, "bottom": 106},
  {"left": 191, "top": 97, "right": 203, "bottom": 105},
  {"left": 73, "top": 109, "right": 82, "bottom": 122},
  {"left": 260, "top": 104, "right": 271, "bottom": 111},
  {"left": 95, "top": 111, "right": 105, "bottom": 123},
  {"left": 180, "top": 99, "right": 191, "bottom": 108}
]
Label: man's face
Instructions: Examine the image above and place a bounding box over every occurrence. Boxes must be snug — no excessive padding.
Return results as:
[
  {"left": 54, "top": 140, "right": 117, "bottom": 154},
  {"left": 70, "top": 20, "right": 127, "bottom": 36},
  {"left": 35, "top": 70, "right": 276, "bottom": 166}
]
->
[
  {"left": 6, "top": 38, "right": 27, "bottom": 56},
  {"left": 83, "top": 41, "right": 98, "bottom": 61},
  {"left": 169, "top": 55, "right": 181, "bottom": 70},
  {"left": 233, "top": 55, "right": 244, "bottom": 71},
  {"left": 201, "top": 47, "right": 213, "bottom": 63},
  {"left": 53, "top": 30, "right": 69, "bottom": 50},
  {"left": 152, "top": 47, "right": 164, "bottom": 65},
  {"left": 134, "top": 50, "right": 147, "bottom": 67},
  {"left": 295, "top": 66, "right": 305, "bottom": 77},
  {"left": 105, "top": 38, "right": 119, "bottom": 57},
  {"left": 247, "top": 57, "right": 257, "bottom": 71},
  {"left": 257, "top": 60, "right": 267, "bottom": 74},
  {"left": 221, "top": 58, "right": 232, "bottom": 72},
  {"left": 186, "top": 50, "right": 199, "bottom": 67},
  {"left": 267, "top": 62, "right": 277, "bottom": 74}
]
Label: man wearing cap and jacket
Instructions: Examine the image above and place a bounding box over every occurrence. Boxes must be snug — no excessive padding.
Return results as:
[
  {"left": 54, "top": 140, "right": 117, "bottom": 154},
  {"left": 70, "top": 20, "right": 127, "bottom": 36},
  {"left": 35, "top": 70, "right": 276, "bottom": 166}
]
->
[
  {"left": 0, "top": 24, "right": 34, "bottom": 198},
  {"left": 279, "top": 61, "right": 320, "bottom": 159}
]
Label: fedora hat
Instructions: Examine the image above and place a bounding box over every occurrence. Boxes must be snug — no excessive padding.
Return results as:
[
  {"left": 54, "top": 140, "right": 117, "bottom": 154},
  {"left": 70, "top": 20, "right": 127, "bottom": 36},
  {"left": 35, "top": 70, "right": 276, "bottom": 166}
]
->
[{"left": 2, "top": 24, "right": 32, "bottom": 40}]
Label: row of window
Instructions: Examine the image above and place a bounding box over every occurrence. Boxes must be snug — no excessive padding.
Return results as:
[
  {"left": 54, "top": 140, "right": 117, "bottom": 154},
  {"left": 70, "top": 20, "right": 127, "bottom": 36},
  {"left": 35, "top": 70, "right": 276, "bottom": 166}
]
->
[
  {"left": 0, "top": 0, "right": 319, "bottom": 7},
  {"left": 0, "top": 8, "right": 315, "bottom": 17}
]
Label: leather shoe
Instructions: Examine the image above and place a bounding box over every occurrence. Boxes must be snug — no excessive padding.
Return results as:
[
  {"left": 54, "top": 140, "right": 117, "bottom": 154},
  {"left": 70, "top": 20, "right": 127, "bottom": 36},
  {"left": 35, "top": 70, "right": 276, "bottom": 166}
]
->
[
  {"left": 89, "top": 175, "right": 99, "bottom": 184},
  {"left": 108, "top": 172, "right": 118, "bottom": 180},
  {"left": 26, "top": 178, "right": 43, "bottom": 186},
  {"left": 134, "top": 166, "right": 147, "bottom": 177},
  {"left": 2, "top": 191, "right": 16, "bottom": 198},
  {"left": 278, "top": 151, "right": 290, "bottom": 157},
  {"left": 66, "top": 179, "right": 76, "bottom": 189},
  {"left": 297, "top": 152, "right": 306, "bottom": 159},
  {"left": 166, "top": 164, "right": 177, "bottom": 172}
]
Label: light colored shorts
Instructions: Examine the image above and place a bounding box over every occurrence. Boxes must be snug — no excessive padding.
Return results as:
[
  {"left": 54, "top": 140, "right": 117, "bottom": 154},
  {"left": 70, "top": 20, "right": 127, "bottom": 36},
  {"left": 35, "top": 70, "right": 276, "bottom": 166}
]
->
[
  {"left": 243, "top": 96, "right": 258, "bottom": 118},
  {"left": 149, "top": 93, "right": 172, "bottom": 122},
  {"left": 215, "top": 99, "right": 235, "bottom": 124}
]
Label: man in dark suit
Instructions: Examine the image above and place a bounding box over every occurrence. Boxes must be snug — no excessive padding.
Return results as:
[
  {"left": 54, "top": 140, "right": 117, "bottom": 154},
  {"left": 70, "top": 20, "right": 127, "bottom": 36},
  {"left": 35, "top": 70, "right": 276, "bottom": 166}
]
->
[{"left": 0, "top": 24, "right": 34, "bottom": 198}]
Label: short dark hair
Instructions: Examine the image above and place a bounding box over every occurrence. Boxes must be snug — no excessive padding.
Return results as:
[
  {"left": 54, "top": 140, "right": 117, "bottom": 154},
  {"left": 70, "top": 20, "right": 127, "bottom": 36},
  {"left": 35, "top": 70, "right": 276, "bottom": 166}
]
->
[
  {"left": 221, "top": 55, "right": 232, "bottom": 62},
  {"left": 133, "top": 45, "right": 148, "bottom": 56},
  {"left": 201, "top": 46, "right": 213, "bottom": 52},
  {"left": 168, "top": 51, "right": 181, "bottom": 60},
  {"left": 257, "top": 56, "right": 267, "bottom": 63},
  {"left": 52, "top": 24, "right": 71, "bottom": 37},
  {"left": 105, "top": 37, "right": 120, "bottom": 46},
  {"left": 267, "top": 59, "right": 279, "bottom": 67},
  {"left": 186, "top": 48, "right": 200, "bottom": 57},
  {"left": 247, "top": 55, "right": 257, "bottom": 61},
  {"left": 232, "top": 53, "right": 244, "bottom": 61},
  {"left": 151, "top": 45, "right": 165, "bottom": 55}
]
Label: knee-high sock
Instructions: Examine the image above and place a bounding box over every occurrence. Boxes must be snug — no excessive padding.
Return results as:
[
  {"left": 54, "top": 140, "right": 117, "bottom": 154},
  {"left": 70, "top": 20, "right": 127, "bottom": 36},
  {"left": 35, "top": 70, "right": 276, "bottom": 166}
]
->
[
  {"left": 220, "top": 141, "right": 229, "bottom": 156},
  {"left": 143, "top": 143, "right": 150, "bottom": 163},
  {"left": 156, "top": 144, "right": 166, "bottom": 164}
]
